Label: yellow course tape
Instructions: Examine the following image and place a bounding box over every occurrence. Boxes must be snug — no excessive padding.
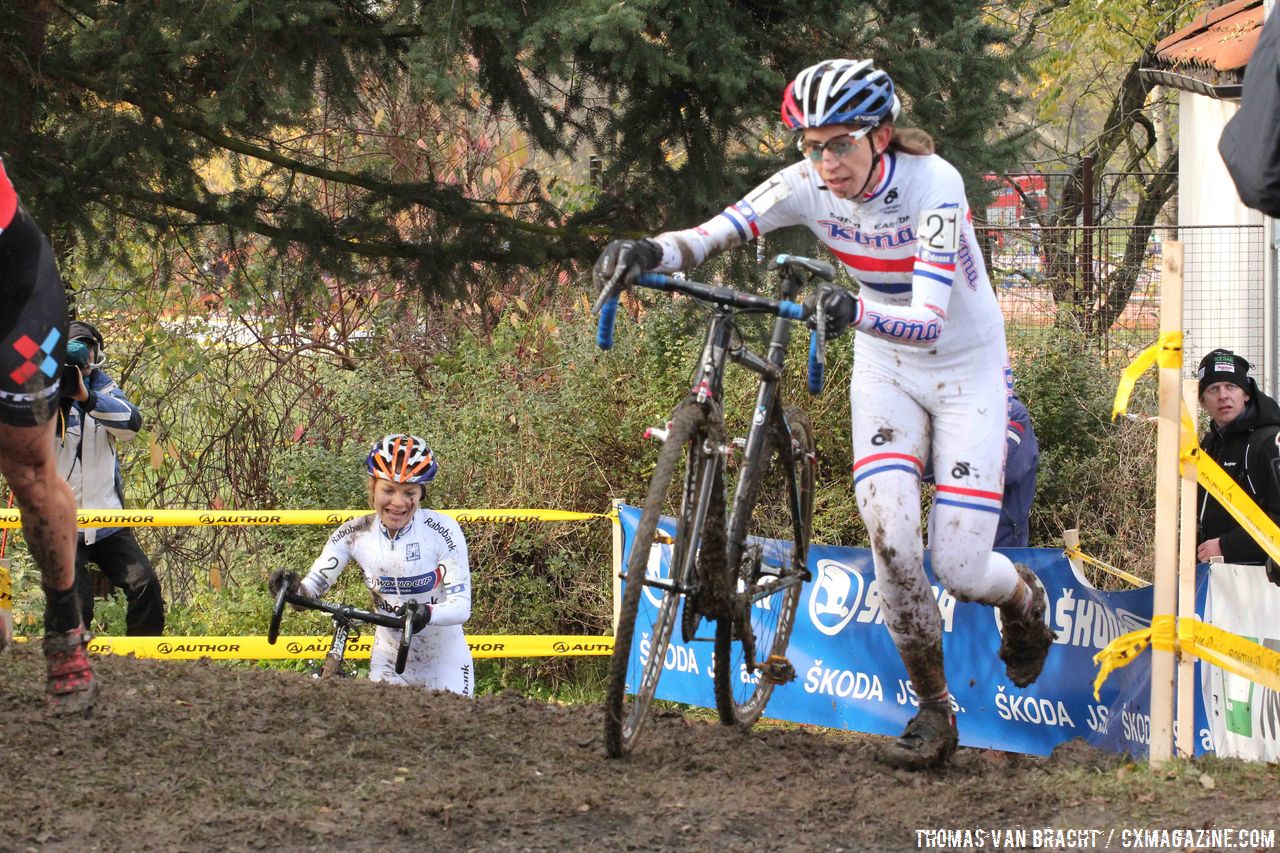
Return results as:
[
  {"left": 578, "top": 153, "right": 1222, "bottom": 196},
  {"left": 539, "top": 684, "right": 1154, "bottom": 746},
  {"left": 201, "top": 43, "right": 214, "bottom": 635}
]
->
[
  {"left": 77, "top": 634, "right": 615, "bottom": 659},
  {"left": 1111, "top": 331, "right": 1183, "bottom": 422},
  {"left": 1182, "top": 448, "right": 1280, "bottom": 566},
  {"left": 0, "top": 507, "right": 614, "bottom": 529},
  {"left": 1099, "top": 335, "right": 1280, "bottom": 697},
  {"left": 1093, "top": 614, "right": 1280, "bottom": 699},
  {"left": 1062, "top": 545, "right": 1150, "bottom": 588},
  {"left": 1111, "top": 332, "right": 1280, "bottom": 565}
]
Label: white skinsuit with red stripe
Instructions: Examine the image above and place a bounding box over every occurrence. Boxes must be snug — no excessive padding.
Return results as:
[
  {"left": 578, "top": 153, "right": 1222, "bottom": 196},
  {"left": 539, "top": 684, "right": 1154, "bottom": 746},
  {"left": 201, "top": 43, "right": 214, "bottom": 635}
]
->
[{"left": 650, "top": 149, "right": 1022, "bottom": 673}]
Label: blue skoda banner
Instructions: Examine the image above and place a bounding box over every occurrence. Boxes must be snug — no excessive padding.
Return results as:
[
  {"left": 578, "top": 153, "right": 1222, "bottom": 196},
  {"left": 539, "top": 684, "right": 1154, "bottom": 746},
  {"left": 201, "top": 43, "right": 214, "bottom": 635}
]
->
[{"left": 618, "top": 504, "right": 1212, "bottom": 758}]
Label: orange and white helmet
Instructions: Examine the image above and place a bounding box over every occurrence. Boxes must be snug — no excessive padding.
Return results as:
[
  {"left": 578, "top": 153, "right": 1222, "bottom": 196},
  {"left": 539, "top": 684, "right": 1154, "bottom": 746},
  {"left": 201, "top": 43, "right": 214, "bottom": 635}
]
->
[{"left": 366, "top": 434, "right": 438, "bottom": 484}]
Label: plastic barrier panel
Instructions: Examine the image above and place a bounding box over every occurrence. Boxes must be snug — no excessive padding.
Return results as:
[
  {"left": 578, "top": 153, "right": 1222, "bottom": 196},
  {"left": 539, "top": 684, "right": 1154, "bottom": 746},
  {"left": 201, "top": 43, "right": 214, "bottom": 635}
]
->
[{"left": 617, "top": 503, "right": 1212, "bottom": 758}]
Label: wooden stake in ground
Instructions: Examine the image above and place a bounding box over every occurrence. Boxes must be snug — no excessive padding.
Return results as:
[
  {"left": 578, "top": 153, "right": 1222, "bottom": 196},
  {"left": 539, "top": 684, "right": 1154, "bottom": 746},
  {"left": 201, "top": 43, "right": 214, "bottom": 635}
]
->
[{"left": 1149, "top": 240, "right": 1183, "bottom": 767}]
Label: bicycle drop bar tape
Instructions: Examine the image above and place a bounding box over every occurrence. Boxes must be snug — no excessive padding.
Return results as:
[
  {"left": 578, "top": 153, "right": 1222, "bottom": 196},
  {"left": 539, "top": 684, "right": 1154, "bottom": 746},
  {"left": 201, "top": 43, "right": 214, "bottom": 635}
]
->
[{"left": 595, "top": 273, "right": 810, "bottom": 351}]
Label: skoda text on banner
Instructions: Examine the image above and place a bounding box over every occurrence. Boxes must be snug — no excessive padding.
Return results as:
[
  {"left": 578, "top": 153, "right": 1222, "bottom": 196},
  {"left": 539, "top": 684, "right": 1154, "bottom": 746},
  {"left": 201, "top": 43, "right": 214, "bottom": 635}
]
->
[{"left": 616, "top": 504, "right": 1214, "bottom": 758}]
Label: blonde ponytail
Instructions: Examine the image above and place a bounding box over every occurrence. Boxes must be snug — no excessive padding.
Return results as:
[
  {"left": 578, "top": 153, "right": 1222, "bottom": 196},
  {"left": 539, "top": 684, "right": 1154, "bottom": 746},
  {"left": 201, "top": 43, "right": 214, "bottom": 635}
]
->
[{"left": 887, "top": 126, "right": 935, "bottom": 155}]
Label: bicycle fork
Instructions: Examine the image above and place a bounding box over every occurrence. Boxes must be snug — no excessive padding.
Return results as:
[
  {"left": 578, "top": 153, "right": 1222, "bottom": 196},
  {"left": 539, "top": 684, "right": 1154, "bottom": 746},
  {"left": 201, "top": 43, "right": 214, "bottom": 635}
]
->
[{"left": 317, "top": 616, "right": 353, "bottom": 679}]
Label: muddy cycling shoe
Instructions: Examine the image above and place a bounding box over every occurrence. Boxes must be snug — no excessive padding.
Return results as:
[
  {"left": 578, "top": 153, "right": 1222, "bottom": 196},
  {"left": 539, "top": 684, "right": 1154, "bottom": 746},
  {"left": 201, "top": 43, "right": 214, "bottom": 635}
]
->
[
  {"left": 998, "top": 563, "right": 1057, "bottom": 688},
  {"left": 44, "top": 625, "right": 98, "bottom": 715},
  {"left": 880, "top": 706, "right": 958, "bottom": 770}
]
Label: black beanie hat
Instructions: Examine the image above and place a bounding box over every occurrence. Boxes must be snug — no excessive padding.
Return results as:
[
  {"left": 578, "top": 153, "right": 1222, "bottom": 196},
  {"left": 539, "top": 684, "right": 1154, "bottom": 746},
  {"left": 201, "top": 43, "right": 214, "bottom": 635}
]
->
[
  {"left": 1197, "top": 348, "right": 1251, "bottom": 396},
  {"left": 67, "top": 320, "right": 104, "bottom": 350}
]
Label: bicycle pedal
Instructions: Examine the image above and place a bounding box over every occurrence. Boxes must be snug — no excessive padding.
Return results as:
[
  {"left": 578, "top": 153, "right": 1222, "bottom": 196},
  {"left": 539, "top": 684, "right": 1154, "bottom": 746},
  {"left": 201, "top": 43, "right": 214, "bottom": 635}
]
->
[{"left": 758, "top": 654, "right": 796, "bottom": 685}]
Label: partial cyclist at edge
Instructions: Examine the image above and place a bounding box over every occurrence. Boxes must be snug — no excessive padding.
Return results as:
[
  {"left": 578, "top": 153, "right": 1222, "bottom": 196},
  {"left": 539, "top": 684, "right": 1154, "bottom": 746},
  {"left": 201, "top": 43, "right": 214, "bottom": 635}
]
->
[
  {"left": 269, "top": 434, "right": 474, "bottom": 696},
  {"left": 0, "top": 157, "right": 97, "bottom": 713},
  {"left": 592, "top": 58, "right": 1055, "bottom": 769}
]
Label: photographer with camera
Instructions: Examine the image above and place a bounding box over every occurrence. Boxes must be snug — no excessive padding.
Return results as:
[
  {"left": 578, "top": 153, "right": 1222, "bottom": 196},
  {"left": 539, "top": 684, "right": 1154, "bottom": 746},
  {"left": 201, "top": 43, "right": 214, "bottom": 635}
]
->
[{"left": 57, "top": 320, "right": 165, "bottom": 635}]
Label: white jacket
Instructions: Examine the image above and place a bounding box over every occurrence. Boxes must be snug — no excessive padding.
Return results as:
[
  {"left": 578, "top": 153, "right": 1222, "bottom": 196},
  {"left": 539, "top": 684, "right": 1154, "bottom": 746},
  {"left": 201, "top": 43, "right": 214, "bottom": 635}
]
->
[{"left": 54, "top": 369, "right": 143, "bottom": 544}]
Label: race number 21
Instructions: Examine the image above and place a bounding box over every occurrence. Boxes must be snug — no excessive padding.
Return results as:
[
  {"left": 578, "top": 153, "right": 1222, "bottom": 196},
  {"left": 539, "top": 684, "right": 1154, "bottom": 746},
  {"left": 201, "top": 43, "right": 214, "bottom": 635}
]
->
[{"left": 919, "top": 207, "right": 960, "bottom": 253}]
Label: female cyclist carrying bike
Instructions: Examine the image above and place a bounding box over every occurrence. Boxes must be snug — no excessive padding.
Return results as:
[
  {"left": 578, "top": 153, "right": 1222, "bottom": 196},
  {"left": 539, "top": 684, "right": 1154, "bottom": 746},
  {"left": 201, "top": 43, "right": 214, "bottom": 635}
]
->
[
  {"left": 269, "top": 434, "right": 474, "bottom": 696},
  {"left": 593, "top": 58, "right": 1055, "bottom": 769}
]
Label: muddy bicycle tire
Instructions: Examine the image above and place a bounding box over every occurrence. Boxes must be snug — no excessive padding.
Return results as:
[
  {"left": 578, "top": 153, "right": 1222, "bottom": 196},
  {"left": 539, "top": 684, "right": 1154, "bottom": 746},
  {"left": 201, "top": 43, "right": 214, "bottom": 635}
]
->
[
  {"left": 713, "top": 405, "right": 815, "bottom": 726},
  {"left": 604, "top": 400, "right": 714, "bottom": 758}
]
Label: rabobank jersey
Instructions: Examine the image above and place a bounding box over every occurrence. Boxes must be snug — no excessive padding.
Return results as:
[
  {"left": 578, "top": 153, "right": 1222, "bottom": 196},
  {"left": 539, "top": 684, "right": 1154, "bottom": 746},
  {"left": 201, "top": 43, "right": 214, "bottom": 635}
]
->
[
  {"left": 300, "top": 508, "right": 471, "bottom": 627},
  {"left": 651, "top": 151, "right": 1004, "bottom": 356}
]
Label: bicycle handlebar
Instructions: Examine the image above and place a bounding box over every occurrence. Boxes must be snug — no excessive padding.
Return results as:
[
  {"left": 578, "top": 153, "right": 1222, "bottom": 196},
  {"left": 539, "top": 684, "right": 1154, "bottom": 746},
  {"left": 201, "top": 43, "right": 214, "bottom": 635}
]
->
[
  {"left": 598, "top": 271, "right": 810, "bottom": 355},
  {"left": 596, "top": 291, "right": 621, "bottom": 350},
  {"left": 267, "top": 572, "right": 419, "bottom": 675},
  {"left": 597, "top": 255, "right": 836, "bottom": 394}
]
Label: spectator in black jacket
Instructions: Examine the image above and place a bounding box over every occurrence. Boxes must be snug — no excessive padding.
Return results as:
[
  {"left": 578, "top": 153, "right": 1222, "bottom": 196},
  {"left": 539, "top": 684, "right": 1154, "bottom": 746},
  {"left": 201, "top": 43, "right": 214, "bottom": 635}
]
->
[{"left": 1195, "top": 348, "right": 1280, "bottom": 567}]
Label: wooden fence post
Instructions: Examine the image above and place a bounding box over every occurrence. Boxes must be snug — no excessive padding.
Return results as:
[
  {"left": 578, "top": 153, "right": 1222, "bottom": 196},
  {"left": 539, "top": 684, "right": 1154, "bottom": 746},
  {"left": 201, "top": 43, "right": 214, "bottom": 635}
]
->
[{"left": 1149, "top": 240, "right": 1183, "bottom": 766}]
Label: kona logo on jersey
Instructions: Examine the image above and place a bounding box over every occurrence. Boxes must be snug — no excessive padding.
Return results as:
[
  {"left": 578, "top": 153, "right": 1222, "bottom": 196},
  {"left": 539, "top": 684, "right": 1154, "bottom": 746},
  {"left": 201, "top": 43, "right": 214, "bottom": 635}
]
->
[
  {"left": 817, "top": 220, "right": 916, "bottom": 250},
  {"left": 855, "top": 225, "right": 915, "bottom": 250},
  {"left": 919, "top": 249, "right": 955, "bottom": 266},
  {"left": 405, "top": 542, "right": 421, "bottom": 561},
  {"left": 866, "top": 310, "right": 942, "bottom": 344},
  {"left": 818, "top": 220, "right": 856, "bottom": 241},
  {"left": 957, "top": 239, "right": 981, "bottom": 289}
]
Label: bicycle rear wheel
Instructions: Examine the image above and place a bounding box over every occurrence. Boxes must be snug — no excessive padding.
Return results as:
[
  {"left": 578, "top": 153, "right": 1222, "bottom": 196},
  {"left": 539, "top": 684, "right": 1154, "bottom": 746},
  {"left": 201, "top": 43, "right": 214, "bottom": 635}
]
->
[
  {"left": 604, "top": 400, "right": 717, "bottom": 757},
  {"left": 714, "top": 405, "right": 815, "bottom": 726}
]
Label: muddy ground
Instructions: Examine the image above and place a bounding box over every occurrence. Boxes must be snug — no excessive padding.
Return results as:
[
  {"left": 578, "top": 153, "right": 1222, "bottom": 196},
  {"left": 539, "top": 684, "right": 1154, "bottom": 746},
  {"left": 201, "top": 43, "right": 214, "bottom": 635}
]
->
[{"left": 1, "top": 642, "right": 1277, "bottom": 853}]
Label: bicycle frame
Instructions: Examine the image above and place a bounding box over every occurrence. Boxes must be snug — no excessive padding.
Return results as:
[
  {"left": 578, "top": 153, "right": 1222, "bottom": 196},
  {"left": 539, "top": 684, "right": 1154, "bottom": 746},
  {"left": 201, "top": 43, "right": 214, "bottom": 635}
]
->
[
  {"left": 320, "top": 612, "right": 359, "bottom": 678},
  {"left": 671, "top": 266, "right": 813, "bottom": 611},
  {"left": 599, "top": 254, "right": 833, "bottom": 753}
]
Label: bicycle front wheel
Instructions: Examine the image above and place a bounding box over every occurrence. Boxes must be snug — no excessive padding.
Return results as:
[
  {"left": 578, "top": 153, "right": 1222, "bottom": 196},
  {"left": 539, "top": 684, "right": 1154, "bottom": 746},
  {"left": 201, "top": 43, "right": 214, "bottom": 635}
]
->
[
  {"left": 604, "top": 400, "right": 716, "bottom": 757},
  {"left": 714, "top": 405, "right": 815, "bottom": 726}
]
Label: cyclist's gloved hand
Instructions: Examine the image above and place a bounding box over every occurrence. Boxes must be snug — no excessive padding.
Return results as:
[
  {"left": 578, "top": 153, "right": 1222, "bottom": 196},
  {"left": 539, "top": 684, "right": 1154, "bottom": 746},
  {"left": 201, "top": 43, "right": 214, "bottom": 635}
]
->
[
  {"left": 410, "top": 603, "right": 433, "bottom": 632},
  {"left": 268, "top": 569, "right": 300, "bottom": 598},
  {"left": 592, "top": 238, "right": 663, "bottom": 299},
  {"left": 805, "top": 285, "right": 861, "bottom": 339}
]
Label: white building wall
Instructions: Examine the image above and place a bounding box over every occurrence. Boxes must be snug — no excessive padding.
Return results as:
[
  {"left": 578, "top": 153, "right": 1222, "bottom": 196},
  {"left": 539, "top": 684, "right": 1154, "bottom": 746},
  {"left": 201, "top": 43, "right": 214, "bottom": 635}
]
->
[{"left": 1178, "top": 90, "right": 1270, "bottom": 392}]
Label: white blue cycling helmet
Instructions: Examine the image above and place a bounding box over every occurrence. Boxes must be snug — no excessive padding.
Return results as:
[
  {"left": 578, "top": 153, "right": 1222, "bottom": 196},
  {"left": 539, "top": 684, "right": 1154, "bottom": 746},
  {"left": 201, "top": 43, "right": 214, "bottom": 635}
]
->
[{"left": 781, "top": 59, "right": 902, "bottom": 129}]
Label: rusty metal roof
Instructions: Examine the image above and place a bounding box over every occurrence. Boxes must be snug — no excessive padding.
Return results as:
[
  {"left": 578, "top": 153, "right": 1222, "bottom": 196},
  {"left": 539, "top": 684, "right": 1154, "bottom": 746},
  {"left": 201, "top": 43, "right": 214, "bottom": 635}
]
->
[{"left": 1142, "top": 0, "right": 1265, "bottom": 97}]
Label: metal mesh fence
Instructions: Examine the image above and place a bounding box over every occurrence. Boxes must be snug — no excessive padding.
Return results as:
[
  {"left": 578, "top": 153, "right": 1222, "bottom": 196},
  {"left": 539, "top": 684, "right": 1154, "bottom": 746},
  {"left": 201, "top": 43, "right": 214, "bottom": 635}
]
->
[
  {"left": 975, "top": 222, "right": 1267, "bottom": 383},
  {"left": 978, "top": 166, "right": 1267, "bottom": 385}
]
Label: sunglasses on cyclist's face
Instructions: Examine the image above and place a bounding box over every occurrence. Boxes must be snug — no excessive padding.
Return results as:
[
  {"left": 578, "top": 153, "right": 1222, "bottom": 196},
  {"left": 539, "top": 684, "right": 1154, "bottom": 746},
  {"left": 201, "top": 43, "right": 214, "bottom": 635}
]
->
[{"left": 797, "top": 126, "right": 874, "bottom": 162}]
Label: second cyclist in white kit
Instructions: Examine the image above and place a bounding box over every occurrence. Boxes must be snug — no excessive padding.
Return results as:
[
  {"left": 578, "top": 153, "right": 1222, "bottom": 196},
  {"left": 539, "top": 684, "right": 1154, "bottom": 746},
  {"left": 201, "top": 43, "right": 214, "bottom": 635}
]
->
[{"left": 271, "top": 434, "right": 474, "bottom": 695}]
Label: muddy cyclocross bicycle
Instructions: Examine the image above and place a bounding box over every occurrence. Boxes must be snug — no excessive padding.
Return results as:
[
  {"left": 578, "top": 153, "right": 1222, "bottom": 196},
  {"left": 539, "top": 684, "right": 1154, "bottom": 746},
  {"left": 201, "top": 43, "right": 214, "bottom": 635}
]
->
[
  {"left": 596, "top": 254, "right": 837, "bottom": 757},
  {"left": 267, "top": 570, "right": 423, "bottom": 678}
]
